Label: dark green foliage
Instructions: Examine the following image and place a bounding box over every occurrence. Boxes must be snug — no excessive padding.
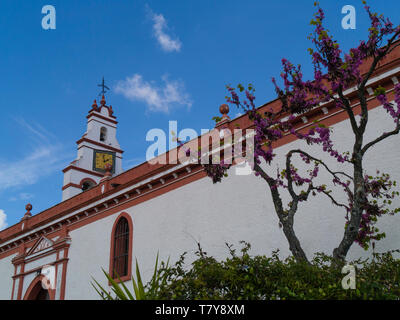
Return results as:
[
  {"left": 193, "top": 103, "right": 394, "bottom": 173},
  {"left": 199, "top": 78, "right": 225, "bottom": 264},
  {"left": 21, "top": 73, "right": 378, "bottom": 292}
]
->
[
  {"left": 92, "top": 242, "right": 400, "bottom": 300},
  {"left": 156, "top": 242, "right": 400, "bottom": 300},
  {"left": 212, "top": 116, "right": 222, "bottom": 123}
]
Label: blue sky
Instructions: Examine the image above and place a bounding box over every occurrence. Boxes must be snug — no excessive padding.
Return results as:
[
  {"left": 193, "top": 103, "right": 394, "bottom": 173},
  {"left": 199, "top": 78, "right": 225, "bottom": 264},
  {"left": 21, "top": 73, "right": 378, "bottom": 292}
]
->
[{"left": 0, "top": 0, "right": 399, "bottom": 229}]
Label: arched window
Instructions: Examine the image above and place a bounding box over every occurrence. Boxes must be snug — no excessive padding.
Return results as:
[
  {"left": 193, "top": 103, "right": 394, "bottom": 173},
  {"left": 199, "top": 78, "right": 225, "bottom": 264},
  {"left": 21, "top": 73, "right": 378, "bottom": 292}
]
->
[
  {"left": 110, "top": 214, "right": 132, "bottom": 280},
  {"left": 100, "top": 127, "right": 107, "bottom": 142},
  {"left": 81, "top": 179, "right": 96, "bottom": 191}
]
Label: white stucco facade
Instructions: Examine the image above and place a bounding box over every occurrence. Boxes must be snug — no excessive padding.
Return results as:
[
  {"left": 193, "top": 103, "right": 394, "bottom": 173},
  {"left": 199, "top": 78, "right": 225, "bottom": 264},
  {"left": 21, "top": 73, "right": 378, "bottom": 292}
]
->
[
  {"left": 1, "top": 97, "right": 400, "bottom": 300},
  {"left": 0, "top": 254, "right": 16, "bottom": 299},
  {"left": 59, "top": 104, "right": 400, "bottom": 299}
]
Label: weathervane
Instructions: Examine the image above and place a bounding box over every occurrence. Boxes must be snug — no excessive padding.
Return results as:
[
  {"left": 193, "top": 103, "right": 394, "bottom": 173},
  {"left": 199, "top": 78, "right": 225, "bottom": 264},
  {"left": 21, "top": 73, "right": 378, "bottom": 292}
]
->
[{"left": 97, "top": 77, "right": 110, "bottom": 97}]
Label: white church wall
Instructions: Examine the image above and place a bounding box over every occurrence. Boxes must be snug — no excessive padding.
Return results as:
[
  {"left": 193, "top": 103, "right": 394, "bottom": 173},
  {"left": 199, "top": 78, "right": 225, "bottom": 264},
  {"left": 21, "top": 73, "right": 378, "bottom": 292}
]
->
[
  {"left": 63, "top": 169, "right": 73, "bottom": 186},
  {"left": 123, "top": 105, "right": 400, "bottom": 283},
  {"left": 76, "top": 146, "right": 95, "bottom": 171},
  {"left": 24, "top": 253, "right": 57, "bottom": 273},
  {"left": 68, "top": 167, "right": 96, "bottom": 185},
  {"left": 21, "top": 273, "right": 36, "bottom": 298},
  {"left": 62, "top": 169, "right": 84, "bottom": 200},
  {"left": 62, "top": 188, "right": 81, "bottom": 202},
  {"left": 267, "top": 104, "right": 400, "bottom": 259},
  {"left": 86, "top": 117, "right": 119, "bottom": 149},
  {"left": 63, "top": 165, "right": 89, "bottom": 187},
  {"left": 0, "top": 254, "right": 16, "bottom": 299},
  {"left": 65, "top": 214, "right": 116, "bottom": 300},
  {"left": 55, "top": 263, "right": 63, "bottom": 300},
  {"left": 55, "top": 105, "right": 400, "bottom": 299}
]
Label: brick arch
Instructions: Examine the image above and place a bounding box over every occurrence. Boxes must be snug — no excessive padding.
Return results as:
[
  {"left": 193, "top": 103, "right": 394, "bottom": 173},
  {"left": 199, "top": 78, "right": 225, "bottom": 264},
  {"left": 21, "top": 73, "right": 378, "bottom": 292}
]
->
[
  {"left": 108, "top": 212, "right": 133, "bottom": 283},
  {"left": 23, "top": 275, "right": 55, "bottom": 300}
]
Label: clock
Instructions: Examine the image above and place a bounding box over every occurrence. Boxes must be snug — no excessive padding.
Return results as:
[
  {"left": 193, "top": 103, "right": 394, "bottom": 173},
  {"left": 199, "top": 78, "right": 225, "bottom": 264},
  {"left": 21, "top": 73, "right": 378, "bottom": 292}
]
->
[{"left": 93, "top": 149, "right": 115, "bottom": 173}]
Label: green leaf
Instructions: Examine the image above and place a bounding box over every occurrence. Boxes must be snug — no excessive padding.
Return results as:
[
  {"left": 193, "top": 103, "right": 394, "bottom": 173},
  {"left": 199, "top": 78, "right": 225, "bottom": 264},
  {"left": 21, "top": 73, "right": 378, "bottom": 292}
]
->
[
  {"left": 91, "top": 277, "right": 113, "bottom": 300},
  {"left": 104, "top": 269, "right": 129, "bottom": 300},
  {"left": 374, "top": 86, "right": 386, "bottom": 96}
]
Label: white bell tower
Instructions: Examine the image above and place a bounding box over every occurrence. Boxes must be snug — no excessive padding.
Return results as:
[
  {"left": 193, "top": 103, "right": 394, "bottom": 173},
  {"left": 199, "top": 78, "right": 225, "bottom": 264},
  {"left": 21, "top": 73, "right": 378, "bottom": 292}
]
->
[{"left": 62, "top": 94, "right": 123, "bottom": 201}]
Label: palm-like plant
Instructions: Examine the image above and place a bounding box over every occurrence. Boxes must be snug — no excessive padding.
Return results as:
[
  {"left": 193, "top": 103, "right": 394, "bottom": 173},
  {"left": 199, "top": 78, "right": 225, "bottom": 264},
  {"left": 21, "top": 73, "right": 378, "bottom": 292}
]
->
[{"left": 91, "top": 253, "right": 169, "bottom": 300}]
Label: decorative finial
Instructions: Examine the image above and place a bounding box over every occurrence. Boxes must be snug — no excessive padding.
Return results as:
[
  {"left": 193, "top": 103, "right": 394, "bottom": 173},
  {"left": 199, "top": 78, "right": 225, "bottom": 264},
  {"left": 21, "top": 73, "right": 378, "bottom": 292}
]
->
[
  {"left": 219, "top": 104, "right": 229, "bottom": 115},
  {"left": 104, "top": 163, "right": 112, "bottom": 177},
  {"left": 100, "top": 95, "right": 106, "bottom": 106},
  {"left": 24, "top": 203, "right": 32, "bottom": 217},
  {"left": 91, "top": 99, "right": 98, "bottom": 110},
  {"left": 219, "top": 104, "right": 230, "bottom": 121},
  {"left": 99, "top": 163, "right": 113, "bottom": 186}
]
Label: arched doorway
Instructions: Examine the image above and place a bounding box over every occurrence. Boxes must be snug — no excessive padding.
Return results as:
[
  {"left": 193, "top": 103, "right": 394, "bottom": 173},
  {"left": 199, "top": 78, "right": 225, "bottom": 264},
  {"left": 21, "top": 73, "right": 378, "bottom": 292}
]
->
[{"left": 24, "top": 276, "right": 55, "bottom": 300}]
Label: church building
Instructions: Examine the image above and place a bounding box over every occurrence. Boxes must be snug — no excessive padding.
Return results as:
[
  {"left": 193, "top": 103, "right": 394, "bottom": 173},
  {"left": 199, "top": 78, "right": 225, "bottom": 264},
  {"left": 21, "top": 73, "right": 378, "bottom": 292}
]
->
[{"left": 1, "top": 47, "right": 400, "bottom": 300}]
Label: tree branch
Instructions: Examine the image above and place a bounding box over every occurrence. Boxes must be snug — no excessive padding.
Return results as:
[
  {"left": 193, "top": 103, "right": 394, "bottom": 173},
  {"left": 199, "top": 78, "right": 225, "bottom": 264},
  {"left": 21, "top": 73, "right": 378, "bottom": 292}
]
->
[
  {"left": 361, "top": 122, "right": 400, "bottom": 155},
  {"left": 338, "top": 85, "right": 360, "bottom": 135},
  {"left": 315, "top": 187, "right": 350, "bottom": 211}
]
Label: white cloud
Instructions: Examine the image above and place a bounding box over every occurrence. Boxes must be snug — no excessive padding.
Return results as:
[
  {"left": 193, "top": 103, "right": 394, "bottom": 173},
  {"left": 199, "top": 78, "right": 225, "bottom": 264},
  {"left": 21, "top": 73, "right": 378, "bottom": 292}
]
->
[
  {"left": 0, "top": 119, "right": 69, "bottom": 192},
  {"left": 20, "top": 192, "right": 34, "bottom": 200},
  {"left": 0, "top": 146, "right": 63, "bottom": 191},
  {"left": 149, "top": 9, "right": 182, "bottom": 52},
  {"left": 0, "top": 209, "right": 7, "bottom": 231},
  {"left": 115, "top": 74, "right": 192, "bottom": 113},
  {"left": 9, "top": 192, "right": 34, "bottom": 202}
]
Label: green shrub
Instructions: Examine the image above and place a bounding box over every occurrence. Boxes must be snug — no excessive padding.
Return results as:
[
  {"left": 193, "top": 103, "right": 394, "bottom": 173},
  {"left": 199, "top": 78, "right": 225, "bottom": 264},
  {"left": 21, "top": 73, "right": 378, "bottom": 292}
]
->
[
  {"left": 156, "top": 242, "right": 400, "bottom": 300},
  {"left": 92, "top": 242, "right": 400, "bottom": 300}
]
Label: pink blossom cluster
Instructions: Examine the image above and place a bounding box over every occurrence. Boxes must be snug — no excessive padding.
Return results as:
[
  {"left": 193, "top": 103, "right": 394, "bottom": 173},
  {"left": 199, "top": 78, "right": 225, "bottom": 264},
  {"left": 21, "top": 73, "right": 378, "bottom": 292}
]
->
[{"left": 349, "top": 172, "right": 400, "bottom": 249}]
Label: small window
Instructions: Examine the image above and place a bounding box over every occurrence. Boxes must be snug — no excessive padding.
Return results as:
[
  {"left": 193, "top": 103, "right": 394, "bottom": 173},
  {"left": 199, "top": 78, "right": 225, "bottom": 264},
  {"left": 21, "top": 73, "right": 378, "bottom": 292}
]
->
[
  {"left": 112, "top": 217, "right": 130, "bottom": 278},
  {"left": 100, "top": 127, "right": 107, "bottom": 142}
]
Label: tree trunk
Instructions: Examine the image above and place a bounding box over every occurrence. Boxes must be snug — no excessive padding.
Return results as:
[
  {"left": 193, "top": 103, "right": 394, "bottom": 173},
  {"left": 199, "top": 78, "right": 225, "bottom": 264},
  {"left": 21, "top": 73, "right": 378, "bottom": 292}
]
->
[
  {"left": 281, "top": 222, "right": 308, "bottom": 262},
  {"left": 255, "top": 163, "right": 309, "bottom": 263},
  {"left": 333, "top": 148, "right": 365, "bottom": 262}
]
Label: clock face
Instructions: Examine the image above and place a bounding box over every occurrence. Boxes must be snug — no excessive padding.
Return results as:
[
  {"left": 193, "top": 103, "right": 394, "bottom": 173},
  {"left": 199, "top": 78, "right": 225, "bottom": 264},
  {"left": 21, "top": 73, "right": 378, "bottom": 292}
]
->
[{"left": 93, "top": 150, "right": 115, "bottom": 173}]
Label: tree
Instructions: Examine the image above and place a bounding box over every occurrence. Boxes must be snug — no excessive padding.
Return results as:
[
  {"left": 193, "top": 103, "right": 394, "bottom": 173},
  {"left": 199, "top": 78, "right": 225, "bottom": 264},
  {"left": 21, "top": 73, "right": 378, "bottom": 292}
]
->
[{"left": 196, "top": 2, "right": 400, "bottom": 263}]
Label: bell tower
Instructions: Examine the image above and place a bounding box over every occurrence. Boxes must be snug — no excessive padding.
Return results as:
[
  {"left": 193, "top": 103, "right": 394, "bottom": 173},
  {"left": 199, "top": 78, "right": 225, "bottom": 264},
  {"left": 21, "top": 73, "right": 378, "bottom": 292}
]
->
[{"left": 62, "top": 94, "right": 123, "bottom": 201}]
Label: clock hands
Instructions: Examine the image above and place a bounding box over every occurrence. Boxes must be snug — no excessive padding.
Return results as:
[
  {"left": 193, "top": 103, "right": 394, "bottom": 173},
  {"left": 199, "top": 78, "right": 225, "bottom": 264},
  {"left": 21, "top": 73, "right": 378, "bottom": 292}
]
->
[{"left": 94, "top": 151, "right": 113, "bottom": 171}]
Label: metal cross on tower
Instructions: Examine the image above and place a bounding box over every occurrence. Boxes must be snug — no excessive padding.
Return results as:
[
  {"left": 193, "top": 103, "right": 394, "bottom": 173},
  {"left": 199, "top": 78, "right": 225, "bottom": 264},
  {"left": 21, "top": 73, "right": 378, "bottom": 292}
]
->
[{"left": 97, "top": 77, "right": 110, "bottom": 96}]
